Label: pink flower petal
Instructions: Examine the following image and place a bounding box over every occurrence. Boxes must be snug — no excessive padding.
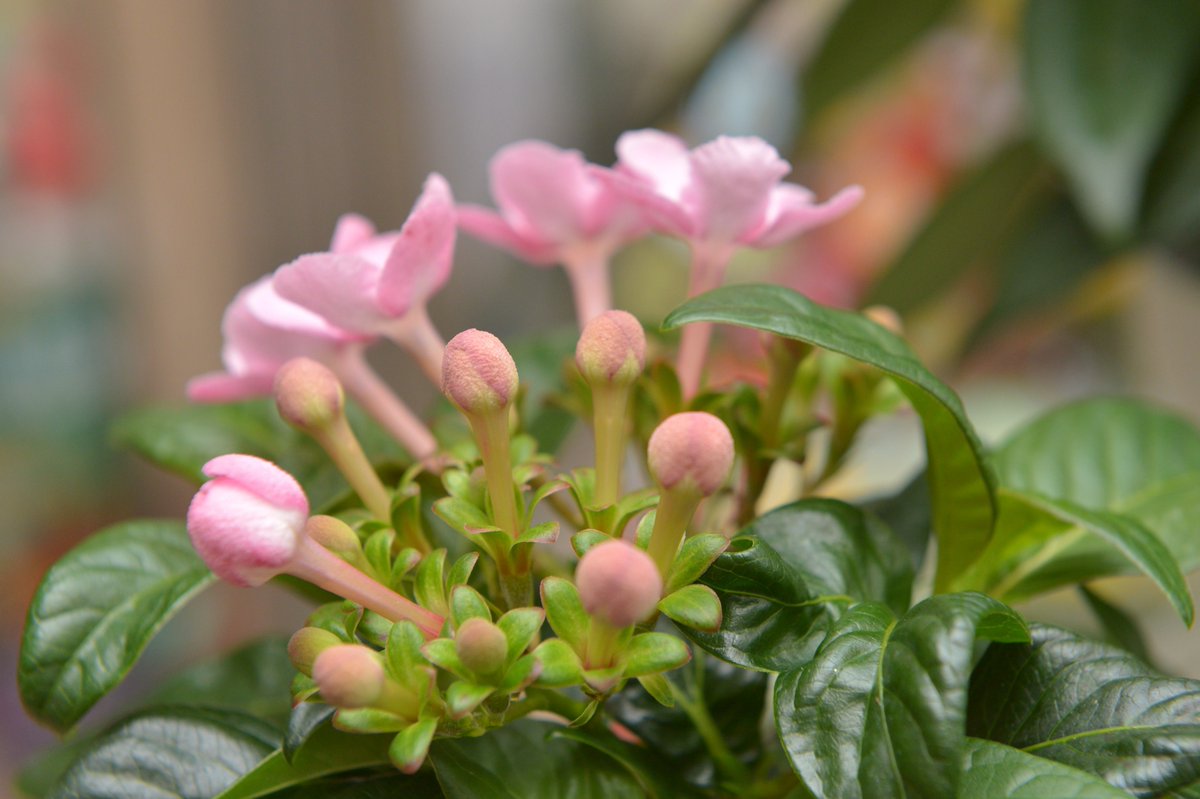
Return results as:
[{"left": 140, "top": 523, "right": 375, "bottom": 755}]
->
[
  {"left": 457, "top": 204, "right": 558, "bottom": 264},
  {"left": 743, "top": 184, "right": 864, "bottom": 248},
  {"left": 201, "top": 453, "right": 310, "bottom": 515},
  {"left": 330, "top": 213, "right": 377, "bottom": 253},
  {"left": 687, "top": 136, "right": 789, "bottom": 242},
  {"left": 615, "top": 129, "right": 692, "bottom": 203},
  {"left": 378, "top": 173, "right": 457, "bottom": 317},
  {"left": 186, "top": 372, "right": 275, "bottom": 403},
  {"left": 591, "top": 165, "right": 694, "bottom": 238},
  {"left": 273, "top": 252, "right": 388, "bottom": 334},
  {"left": 491, "top": 141, "right": 596, "bottom": 244}
]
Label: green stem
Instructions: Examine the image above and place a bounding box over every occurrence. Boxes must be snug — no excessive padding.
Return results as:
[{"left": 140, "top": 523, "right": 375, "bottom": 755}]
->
[
  {"left": 469, "top": 409, "right": 523, "bottom": 538},
  {"left": 584, "top": 618, "right": 622, "bottom": 669},
  {"left": 670, "top": 658, "right": 749, "bottom": 787},
  {"left": 315, "top": 415, "right": 392, "bottom": 521},
  {"left": 592, "top": 384, "right": 631, "bottom": 511},
  {"left": 646, "top": 488, "right": 701, "bottom": 579}
]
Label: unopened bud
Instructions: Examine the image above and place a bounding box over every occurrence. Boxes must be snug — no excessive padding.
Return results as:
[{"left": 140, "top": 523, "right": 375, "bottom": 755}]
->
[
  {"left": 576, "top": 540, "right": 662, "bottom": 628},
  {"left": 647, "top": 412, "right": 734, "bottom": 496},
  {"left": 287, "top": 626, "right": 342, "bottom": 676},
  {"left": 576, "top": 310, "right": 646, "bottom": 388},
  {"left": 312, "top": 644, "right": 386, "bottom": 708},
  {"left": 455, "top": 617, "right": 509, "bottom": 677},
  {"left": 441, "top": 329, "right": 518, "bottom": 415},
  {"left": 863, "top": 305, "right": 903, "bottom": 336},
  {"left": 274, "top": 357, "right": 344, "bottom": 432},
  {"left": 305, "top": 516, "right": 362, "bottom": 562}
]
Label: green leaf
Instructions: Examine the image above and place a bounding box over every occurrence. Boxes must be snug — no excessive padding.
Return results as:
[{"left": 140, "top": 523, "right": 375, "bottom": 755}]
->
[
  {"left": 284, "top": 704, "right": 334, "bottom": 762},
  {"left": 449, "top": 585, "right": 491, "bottom": 628},
  {"left": 1000, "top": 489, "right": 1192, "bottom": 624},
  {"left": 446, "top": 681, "right": 495, "bottom": 718},
  {"left": 1078, "top": 584, "right": 1150, "bottom": 662},
  {"left": 541, "top": 576, "right": 589, "bottom": 653},
  {"left": 497, "top": 607, "right": 545, "bottom": 663},
  {"left": 665, "top": 534, "right": 729, "bottom": 595},
  {"left": 532, "top": 639, "right": 584, "bottom": 687},
  {"left": 413, "top": 548, "right": 448, "bottom": 618},
  {"left": 431, "top": 720, "right": 647, "bottom": 797},
  {"left": 687, "top": 498, "right": 912, "bottom": 671},
  {"left": 800, "top": 0, "right": 959, "bottom": 120},
  {"left": 866, "top": 141, "right": 1052, "bottom": 315},
  {"left": 571, "top": 529, "right": 610, "bottom": 558},
  {"left": 216, "top": 720, "right": 393, "bottom": 799},
  {"left": 968, "top": 624, "right": 1200, "bottom": 797},
  {"left": 775, "top": 593, "right": 1029, "bottom": 799},
  {"left": 50, "top": 707, "right": 278, "bottom": 799},
  {"left": 624, "top": 633, "right": 691, "bottom": 678},
  {"left": 19, "top": 519, "right": 216, "bottom": 732},
  {"left": 610, "top": 652, "right": 767, "bottom": 791},
  {"left": 1143, "top": 78, "right": 1200, "bottom": 255},
  {"left": 959, "top": 739, "right": 1131, "bottom": 799},
  {"left": 421, "top": 639, "right": 469, "bottom": 681},
  {"left": 658, "top": 584, "right": 722, "bottom": 632},
  {"left": 664, "top": 285, "right": 995, "bottom": 590},
  {"left": 264, "top": 770, "right": 443, "bottom": 798},
  {"left": 970, "top": 397, "right": 1200, "bottom": 603},
  {"left": 149, "top": 636, "right": 293, "bottom": 725},
  {"left": 551, "top": 726, "right": 705, "bottom": 799},
  {"left": 390, "top": 718, "right": 437, "bottom": 774},
  {"left": 1023, "top": 0, "right": 1200, "bottom": 239}
]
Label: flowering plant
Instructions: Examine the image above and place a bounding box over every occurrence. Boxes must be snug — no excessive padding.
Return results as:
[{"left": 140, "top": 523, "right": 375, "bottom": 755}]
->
[{"left": 17, "top": 130, "right": 1200, "bottom": 799}]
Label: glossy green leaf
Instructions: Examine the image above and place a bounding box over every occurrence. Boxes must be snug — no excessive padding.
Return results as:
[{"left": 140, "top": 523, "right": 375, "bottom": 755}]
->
[
  {"left": 867, "top": 141, "right": 1052, "bottom": 315},
  {"left": 775, "top": 593, "right": 1029, "bottom": 799},
  {"left": 959, "top": 739, "right": 1131, "bottom": 799},
  {"left": 551, "top": 726, "right": 705, "bottom": 799},
  {"left": 149, "top": 636, "right": 293, "bottom": 725},
  {"left": 430, "top": 720, "right": 646, "bottom": 798},
  {"left": 968, "top": 624, "right": 1200, "bottom": 797},
  {"left": 687, "top": 498, "right": 912, "bottom": 671},
  {"left": 658, "top": 584, "right": 723, "bottom": 632},
  {"left": 283, "top": 704, "right": 334, "bottom": 762},
  {"left": 216, "top": 720, "right": 393, "bottom": 799},
  {"left": 969, "top": 397, "right": 1200, "bottom": 603},
  {"left": 265, "top": 770, "right": 443, "bottom": 798},
  {"left": 19, "top": 519, "right": 216, "bottom": 732},
  {"left": 664, "top": 285, "right": 994, "bottom": 590},
  {"left": 50, "top": 707, "right": 278, "bottom": 799},
  {"left": 800, "top": 0, "right": 959, "bottom": 119},
  {"left": 1078, "top": 584, "right": 1149, "bottom": 662},
  {"left": 1023, "top": 0, "right": 1200, "bottom": 238}
]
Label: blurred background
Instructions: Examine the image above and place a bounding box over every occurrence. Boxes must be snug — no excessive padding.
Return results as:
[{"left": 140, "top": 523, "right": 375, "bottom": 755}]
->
[{"left": 2, "top": 0, "right": 1198, "bottom": 791}]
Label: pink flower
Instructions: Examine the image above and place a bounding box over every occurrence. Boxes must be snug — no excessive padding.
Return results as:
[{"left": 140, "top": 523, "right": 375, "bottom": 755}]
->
[
  {"left": 187, "top": 453, "right": 444, "bottom": 636},
  {"left": 457, "top": 141, "right": 645, "bottom": 327},
  {"left": 187, "top": 276, "right": 367, "bottom": 404},
  {"left": 273, "top": 173, "right": 455, "bottom": 383},
  {"left": 597, "top": 130, "right": 862, "bottom": 397}
]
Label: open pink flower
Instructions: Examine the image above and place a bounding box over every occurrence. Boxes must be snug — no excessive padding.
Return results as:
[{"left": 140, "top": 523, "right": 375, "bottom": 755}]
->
[
  {"left": 597, "top": 130, "right": 862, "bottom": 396},
  {"left": 273, "top": 173, "right": 455, "bottom": 384},
  {"left": 187, "top": 453, "right": 443, "bottom": 636},
  {"left": 187, "top": 276, "right": 368, "bottom": 404},
  {"left": 457, "top": 141, "right": 645, "bottom": 327}
]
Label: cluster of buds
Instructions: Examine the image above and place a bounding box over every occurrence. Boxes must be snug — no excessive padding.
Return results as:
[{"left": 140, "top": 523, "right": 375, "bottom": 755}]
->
[{"left": 178, "top": 129, "right": 866, "bottom": 775}]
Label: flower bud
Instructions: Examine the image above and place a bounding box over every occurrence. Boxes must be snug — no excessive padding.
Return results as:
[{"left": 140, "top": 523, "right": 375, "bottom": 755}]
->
[
  {"left": 186, "top": 454, "right": 309, "bottom": 587},
  {"left": 441, "top": 329, "right": 518, "bottom": 414},
  {"left": 304, "top": 515, "right": 362, "bottom": 562},
  {"left": 576, "top": 540, "right": 662, "bottom": 628},
  {"left": 455, "top": 617, "right": 509, "bottom": 677},
  {"left": 863, "top": 305, "right": 903, "bottom": 336},
  {"left": 287, "top": 626, "right": 342, "bottom": 676},
  {"left": 274, "top": 357, "right": 344, "bottom": 432},
  {"left": 575, "top": 310, "right": 645, "bottom": 388},
  {"left": 312, "top": 644, "right": 386, "bottom": 708},
  {"left": 647, "top": 412, "right": 735, "bottom": 497}
]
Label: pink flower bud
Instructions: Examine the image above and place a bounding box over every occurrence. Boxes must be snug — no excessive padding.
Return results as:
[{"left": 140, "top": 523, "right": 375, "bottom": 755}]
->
[
  {"left": 186, "top": 454, "right": 309, "bottom": 587},
  {"left": 647, "top": 412, "right": 734, "bottom": 496},
  {"left": 273, "top": 357, "right": 344, "bottom": 432},
  {"left": 441, "top": 329, "right": 519, "bottom": 415},
  {"left": 312, "top": 644, "right": 386, "bottom": 709},
  {"left": 455, "top": 617, "right": 509, "bottom": 676},
  {"left": 576, "top": 540, "right": 662, "bottom": 628},
  {"left": 575, "top": 310, "right": 646, "bottom": 387},
  {"left": 287, "top": 626, "right": 342, "bottom": 676}
]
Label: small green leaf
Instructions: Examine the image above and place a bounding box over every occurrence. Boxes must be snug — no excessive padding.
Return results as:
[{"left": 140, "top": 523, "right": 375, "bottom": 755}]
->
[
  {"left": 571, "top": 529, "right": 610, "bottom": 558},
  {"left": 540, "top": 577, "right": 588, "bottom": 653},
  {"left": 960, "top": 738, "right": 1131, "bottom": 799},
  {"left": 514, "top": 520, "right": 559, "bottom": 546},
  {"left": 446, "top": 551, "right": 479, "bottom": 588},
  {"left": 968, "top": 624, "right": 1200, "bottom": 797},
  {"left": 216, "top": 720, "right": 393, "bottom": 799},
  {"left": 665, "top": 535, "right": 729, "bottom": 595},
  {"left": 775, "top": 593, "right": 1029, "bottom": 798},
  {"left": 390, "top": 718, "right": 437, "bottom": 774},
  {"left": 498, "top": 654, "right": 542, "bottom": 694},
  {"left": 331, "top": 708, "right": 409, "bottom": 734},
  {"left": 624, "top": 633, "right": 691, "bottom": 678},
  {"left": 532, "top": 639, "right": 584, "bottom": 687},
  {"left": 583, "top": 664, "right": 625, "bottom": 694},
  {"left": 420, "top": 639, "right": 468, "bottom": 680},
  {"left": 658, "top": 585, "right": 722, "bottom": 633},
  {"left": 446, "top": 681, "right": 495, "bottom": 718},
  {"left": 664, "top": 285, "right": 995, "bottom": 590},
  {"left": 413, "top": 549, "right": 448, "bottom": 618},
  {"left": 497, "top": 607, "right": 545, "bottom": 663},
  {"left": 385, "top": 621, "right": 428, "bottom": 683},
  {"left": 449, "top": 585, "right": 491, "bottom": 628},
  {"left": 52, "top": 707, "right": 278, "bottom": 799},
  {"left": 19, "top": 519, "right": 216, "bottom": 732}
]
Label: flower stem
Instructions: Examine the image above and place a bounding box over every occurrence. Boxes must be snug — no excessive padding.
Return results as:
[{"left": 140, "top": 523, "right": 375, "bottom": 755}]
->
[
  {"left": 336, "top": 348, "right": 437, "bottom": 459},
  {"left": 312, "top": 414, "right": 392, "bottom": 521},
  {"left": 386, "top": 304, "right": 445, "bottom": 387},
  {"left": 561, "top": 246, "right": 612, "bottom": 329},
  {"left": 591, "top": 384, "right": 630, "bottom": 510},
  {"left": 677, "top": 243, "right": 733, "bottom": 399},
  {"left": 671, "top": 655, "right": 750, "bottom": 787},
  {"left": 646, "top": 488, "right": 701, "bottom": 579},
  {"left": 469, "top": 409, "right": 522, "bottom": 539}
]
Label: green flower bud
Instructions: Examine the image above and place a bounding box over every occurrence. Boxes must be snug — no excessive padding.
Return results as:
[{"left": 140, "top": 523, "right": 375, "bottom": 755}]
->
[
  {"left": 455, "top": 617, "right": 509, "bottom": 677},
  {"left": 274, "top": 357, "right": 344, "bottom": 432},
  {"left": 287, "top": 626, "right": 342, "bottom": 676}
]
